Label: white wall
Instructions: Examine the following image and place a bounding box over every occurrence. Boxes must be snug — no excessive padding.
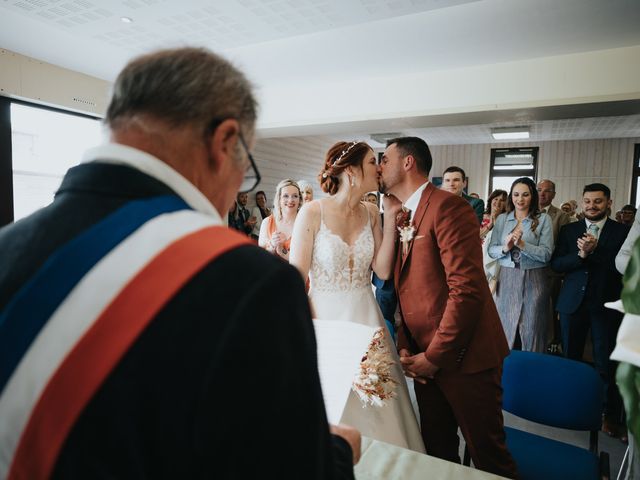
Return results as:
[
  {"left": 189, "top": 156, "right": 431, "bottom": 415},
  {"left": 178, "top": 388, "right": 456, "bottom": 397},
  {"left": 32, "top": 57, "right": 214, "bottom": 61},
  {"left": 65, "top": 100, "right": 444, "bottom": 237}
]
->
[
  {"left": 3, "top": 48, "right": 637, "bottom": 213},
  {"left": 257, "top": 45, "right": 640, "bottom": 136},
  {"left": 251, "top": 135, "right": 335, "bottom": 209},
  {"left": 430, "top": 137, "right": 640, "bottom": 212},
  {"left": 255, "top": 136, "right": 640, "bottom": 215}
]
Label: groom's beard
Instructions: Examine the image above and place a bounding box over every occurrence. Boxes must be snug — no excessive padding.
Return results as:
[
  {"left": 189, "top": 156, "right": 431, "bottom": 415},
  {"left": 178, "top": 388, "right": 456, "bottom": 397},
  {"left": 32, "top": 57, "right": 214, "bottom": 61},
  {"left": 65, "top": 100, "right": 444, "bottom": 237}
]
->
[{"left": 378, "top": 180, "right": 387, "bottom": 194}]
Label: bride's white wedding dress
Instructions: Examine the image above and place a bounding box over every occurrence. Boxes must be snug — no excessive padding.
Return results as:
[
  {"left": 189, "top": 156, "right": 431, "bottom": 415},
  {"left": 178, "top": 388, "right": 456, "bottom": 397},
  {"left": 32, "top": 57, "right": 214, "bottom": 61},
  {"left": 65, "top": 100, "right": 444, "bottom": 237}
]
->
[{"left": 309, "top": 202, "right": 425, "bottom": 453}]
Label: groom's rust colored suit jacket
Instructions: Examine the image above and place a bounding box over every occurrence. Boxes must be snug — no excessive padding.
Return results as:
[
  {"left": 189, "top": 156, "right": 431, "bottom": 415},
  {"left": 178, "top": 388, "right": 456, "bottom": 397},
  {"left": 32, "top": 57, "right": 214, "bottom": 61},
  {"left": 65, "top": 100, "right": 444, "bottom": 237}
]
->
[{"left": 394, "top": 183, "right": 509, "bottom": 373}]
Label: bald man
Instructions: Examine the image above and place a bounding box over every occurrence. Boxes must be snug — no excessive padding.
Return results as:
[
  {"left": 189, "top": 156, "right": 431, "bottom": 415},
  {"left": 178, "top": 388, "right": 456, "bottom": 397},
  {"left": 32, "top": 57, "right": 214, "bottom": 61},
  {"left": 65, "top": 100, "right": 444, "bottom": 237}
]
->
[{"left": 537, "top": 179, "right": 571, "bottom": 352}]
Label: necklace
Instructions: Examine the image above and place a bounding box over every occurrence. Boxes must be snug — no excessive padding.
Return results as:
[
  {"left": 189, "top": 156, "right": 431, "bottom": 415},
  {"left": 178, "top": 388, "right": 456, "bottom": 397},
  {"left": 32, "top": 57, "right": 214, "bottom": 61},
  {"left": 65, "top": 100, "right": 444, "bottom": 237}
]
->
[{"left": 345, "top": 205, "right": 360, "bottom": 216}]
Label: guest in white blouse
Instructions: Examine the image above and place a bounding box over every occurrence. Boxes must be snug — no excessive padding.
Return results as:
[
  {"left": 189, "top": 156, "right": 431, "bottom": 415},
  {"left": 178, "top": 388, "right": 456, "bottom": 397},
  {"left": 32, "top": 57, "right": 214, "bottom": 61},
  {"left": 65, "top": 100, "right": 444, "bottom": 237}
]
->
[
  {"left": 250, "top": 190, "right": 271, "bottom": 241},
  {"left": 616, "top": 216, "right": 640, "bottom": 274}
]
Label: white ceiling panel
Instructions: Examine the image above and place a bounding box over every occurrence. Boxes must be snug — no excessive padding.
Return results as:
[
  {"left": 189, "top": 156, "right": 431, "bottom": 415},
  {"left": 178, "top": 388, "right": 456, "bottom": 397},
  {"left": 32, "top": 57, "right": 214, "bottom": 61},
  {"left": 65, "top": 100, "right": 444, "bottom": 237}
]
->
[
  {"left": 1, "top": 0, "right": 639, "bottom": 143},
  {"left": 407, "top": 115, "right": 640, "bottom": 145}
]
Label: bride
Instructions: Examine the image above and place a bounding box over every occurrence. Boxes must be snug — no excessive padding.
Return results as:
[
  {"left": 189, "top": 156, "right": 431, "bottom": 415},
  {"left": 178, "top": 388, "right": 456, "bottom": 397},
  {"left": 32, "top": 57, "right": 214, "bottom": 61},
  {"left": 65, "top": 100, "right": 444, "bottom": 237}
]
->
[{"left": 290, "top": 141, "right": 425, "bottom": 453}]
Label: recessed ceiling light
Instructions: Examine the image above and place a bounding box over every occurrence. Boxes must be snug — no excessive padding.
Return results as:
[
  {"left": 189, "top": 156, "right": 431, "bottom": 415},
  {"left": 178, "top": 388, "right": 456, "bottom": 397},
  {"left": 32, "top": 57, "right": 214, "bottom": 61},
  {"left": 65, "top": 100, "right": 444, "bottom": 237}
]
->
[
  {"left": 121, "top": 16, "right": 134, "bottom": 23},
  {"left": 491, "top": 126, "right": 530, "bottom": 140}
]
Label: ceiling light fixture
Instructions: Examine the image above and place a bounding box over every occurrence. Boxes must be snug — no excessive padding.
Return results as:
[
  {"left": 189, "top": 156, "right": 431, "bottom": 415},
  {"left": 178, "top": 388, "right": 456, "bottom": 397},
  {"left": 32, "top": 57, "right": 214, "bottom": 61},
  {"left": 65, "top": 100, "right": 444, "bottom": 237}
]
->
[
  {"left": 491, "top": 126, "right": 530, "bottom": 140},
  {"left": 370, "top": 132, "right": 403, "bottom": 144},
  {"left": 120, "top": 16, "right": 134, "bottom": 23}
]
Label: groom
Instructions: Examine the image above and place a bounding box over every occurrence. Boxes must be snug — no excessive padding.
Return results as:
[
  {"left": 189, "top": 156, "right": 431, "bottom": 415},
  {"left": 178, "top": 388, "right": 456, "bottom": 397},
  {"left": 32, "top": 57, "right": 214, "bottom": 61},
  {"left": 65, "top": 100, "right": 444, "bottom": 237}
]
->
[{"left": 379, "top": 137, "right": 517, "bottom": 478}]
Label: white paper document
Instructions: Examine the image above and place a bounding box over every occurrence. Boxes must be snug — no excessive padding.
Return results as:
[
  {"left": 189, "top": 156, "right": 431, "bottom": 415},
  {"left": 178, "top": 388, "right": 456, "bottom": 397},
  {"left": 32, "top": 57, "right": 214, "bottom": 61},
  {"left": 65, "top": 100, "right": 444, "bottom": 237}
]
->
[
  {"left": 313, "top": 319, "right": 377, "bottom": 424},
  {"left": 606, "top": 300, "right": 640, "bottom": 367}
]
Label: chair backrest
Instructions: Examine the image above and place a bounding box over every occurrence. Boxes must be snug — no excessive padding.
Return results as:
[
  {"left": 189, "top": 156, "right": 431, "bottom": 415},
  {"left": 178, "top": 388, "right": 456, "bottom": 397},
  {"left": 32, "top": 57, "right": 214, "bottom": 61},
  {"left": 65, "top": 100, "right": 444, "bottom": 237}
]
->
[{"left": 501, "top": 350, "right": 603, "bottom": 431}]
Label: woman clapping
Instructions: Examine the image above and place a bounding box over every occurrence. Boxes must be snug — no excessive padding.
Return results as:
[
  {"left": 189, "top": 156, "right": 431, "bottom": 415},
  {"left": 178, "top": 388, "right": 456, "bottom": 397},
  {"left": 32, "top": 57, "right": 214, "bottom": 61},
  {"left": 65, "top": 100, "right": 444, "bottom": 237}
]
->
[
  {"left": 258, "top": 179, "right": 301, "bottom": 260},
  {"left": 481, "top": 189, "right": 507, "bottom": 293},
  {"left": 488, "top": 178, "right": 553, "bottom": 352}
]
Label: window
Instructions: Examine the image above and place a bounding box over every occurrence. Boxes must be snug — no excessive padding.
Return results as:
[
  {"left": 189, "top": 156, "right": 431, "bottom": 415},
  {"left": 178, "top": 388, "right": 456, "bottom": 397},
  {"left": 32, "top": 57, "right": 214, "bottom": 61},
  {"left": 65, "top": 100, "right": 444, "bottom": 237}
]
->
[
  {"left": 631, "top": 144, "right": 640, "bottom": 208},
  {"left": 489, "top": 147, "right": 539, "bottom": 194},
  {"left": 1, "top": 100, "right": 103, "bottom": 224}
]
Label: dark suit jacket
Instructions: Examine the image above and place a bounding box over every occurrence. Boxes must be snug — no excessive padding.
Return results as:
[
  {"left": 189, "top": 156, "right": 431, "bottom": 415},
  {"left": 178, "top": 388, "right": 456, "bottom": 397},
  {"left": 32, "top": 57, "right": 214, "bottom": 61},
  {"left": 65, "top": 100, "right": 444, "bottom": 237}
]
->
[
  {"left": 236, "top": 204, "right": 253, "bottom": 234},
  {"left": 372, "top": 273, "right": 397, "bottom": 321},
  {"left": 228, "top": 206, "right": 244, "bottom": 231},
  {"left": 551, "top": 218, "right": 630, "bottom": 314},
  {"left": 394, "top": 183, "right": 509, "bottom": 374},
  {"left": 372, "top": 215, "right": 397, "bottom": 322},
  {"left": 0, "top": 163, "right": 353, "bottom": 479},
  {"left": 463, "top": 193, "right": 485, "bottom": 224}
]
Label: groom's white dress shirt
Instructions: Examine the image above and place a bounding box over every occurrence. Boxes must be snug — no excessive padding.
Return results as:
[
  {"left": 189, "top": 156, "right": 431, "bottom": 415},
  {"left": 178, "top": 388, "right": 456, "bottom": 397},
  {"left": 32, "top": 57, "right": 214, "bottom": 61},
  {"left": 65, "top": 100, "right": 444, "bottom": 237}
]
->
[{"left": 403, "top": 182, "right": 429, "bottom": 221}]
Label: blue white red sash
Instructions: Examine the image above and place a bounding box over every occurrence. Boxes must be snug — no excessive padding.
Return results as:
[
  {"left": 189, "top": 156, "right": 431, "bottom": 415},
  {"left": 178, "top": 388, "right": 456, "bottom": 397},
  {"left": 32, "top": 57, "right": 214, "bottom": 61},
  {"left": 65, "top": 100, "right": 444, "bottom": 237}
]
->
[{"left": 0, "top": 196, "right": 250, "bottom": 479}]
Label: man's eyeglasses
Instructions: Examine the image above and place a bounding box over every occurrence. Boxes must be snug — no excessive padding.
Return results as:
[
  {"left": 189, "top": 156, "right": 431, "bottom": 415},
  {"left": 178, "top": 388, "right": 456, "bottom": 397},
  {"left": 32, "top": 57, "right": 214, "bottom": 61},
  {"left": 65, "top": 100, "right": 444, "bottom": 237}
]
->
[
  {"left": 237, "top": 133, "right": 261, "bottom": 193},
  {"left": 206, "top": 118, "right": 261, "bottom": 193}
]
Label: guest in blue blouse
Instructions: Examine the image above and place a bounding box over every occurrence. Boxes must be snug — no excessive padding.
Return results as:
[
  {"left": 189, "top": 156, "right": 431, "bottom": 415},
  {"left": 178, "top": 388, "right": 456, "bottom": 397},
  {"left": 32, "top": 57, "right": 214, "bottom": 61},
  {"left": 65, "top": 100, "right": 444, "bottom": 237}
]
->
[{"left": 489, "top": 177, "right": 554, "bottom": 352}]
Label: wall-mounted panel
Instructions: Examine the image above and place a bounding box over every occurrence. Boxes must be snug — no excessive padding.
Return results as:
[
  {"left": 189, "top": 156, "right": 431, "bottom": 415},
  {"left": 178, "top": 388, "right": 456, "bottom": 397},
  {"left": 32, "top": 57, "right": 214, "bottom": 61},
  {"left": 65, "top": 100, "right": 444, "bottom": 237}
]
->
[
  {"left": 0, "top": 49, "right": 21, "bottom": 96},
  {"left": 0, "top": 48, "right": 109, "bottom": 117}
]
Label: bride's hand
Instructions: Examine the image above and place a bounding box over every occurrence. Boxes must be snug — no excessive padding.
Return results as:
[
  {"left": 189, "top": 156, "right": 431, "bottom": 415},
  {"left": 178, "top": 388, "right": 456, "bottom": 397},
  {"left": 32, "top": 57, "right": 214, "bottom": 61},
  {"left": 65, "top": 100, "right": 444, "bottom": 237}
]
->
[
  {"left": 270, "top": 231, "right": 283, "bottom": 248},
  {"left": 381, "top": 194, "right": 402, "bottom": 218}
]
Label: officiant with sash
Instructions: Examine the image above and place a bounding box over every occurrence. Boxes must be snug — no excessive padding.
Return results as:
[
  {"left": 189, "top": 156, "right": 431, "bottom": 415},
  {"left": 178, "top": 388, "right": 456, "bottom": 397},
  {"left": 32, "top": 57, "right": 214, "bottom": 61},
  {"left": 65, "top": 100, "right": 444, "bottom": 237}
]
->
[{"left": 0, "top": 47, "right": 358, "bottom": 479}]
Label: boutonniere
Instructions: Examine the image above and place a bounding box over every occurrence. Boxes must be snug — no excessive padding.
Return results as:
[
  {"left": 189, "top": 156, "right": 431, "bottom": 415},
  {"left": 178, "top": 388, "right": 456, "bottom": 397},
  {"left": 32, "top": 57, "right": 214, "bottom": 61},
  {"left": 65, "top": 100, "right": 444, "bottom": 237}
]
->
[{"left": 398, "top": 222, "right": 416, "bottom": 256}]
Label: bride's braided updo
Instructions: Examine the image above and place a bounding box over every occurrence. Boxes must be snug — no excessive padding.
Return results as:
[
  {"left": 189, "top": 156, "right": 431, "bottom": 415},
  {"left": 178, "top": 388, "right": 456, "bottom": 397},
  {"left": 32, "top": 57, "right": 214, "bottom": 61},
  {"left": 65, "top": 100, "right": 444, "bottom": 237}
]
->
[{"left": 318, "top": 141, "right": 372, "bottom": 195}]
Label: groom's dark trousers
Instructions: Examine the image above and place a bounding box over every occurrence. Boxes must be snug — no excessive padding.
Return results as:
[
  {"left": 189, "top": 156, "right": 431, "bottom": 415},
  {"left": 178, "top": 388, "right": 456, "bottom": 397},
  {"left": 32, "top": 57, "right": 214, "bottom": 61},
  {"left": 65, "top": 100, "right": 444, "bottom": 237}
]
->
[{"left": 395, "top": 183, "right": 517, "bottom": 479}]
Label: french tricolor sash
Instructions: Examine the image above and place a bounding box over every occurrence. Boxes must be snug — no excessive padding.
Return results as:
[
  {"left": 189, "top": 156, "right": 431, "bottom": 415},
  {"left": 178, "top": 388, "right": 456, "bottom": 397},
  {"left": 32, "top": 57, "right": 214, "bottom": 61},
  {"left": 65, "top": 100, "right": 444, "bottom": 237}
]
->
[{"left": 0, "top": 195, "right": 250, "bottom": 479}]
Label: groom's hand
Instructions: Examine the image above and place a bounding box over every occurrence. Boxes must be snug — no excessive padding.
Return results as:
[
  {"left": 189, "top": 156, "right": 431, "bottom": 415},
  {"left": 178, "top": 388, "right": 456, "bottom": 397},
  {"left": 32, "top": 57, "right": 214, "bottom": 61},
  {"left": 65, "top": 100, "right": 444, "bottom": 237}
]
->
[{"left": 400, "top": 351, "right": 440, "bottom": 384}]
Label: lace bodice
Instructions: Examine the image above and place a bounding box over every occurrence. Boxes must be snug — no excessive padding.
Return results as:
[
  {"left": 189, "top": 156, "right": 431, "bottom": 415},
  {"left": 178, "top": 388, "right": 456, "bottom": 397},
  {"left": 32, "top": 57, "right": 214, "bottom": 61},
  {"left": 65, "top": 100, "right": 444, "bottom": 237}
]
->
[{"left": 309, "top": 203, "right": 374, "bottom": 292}]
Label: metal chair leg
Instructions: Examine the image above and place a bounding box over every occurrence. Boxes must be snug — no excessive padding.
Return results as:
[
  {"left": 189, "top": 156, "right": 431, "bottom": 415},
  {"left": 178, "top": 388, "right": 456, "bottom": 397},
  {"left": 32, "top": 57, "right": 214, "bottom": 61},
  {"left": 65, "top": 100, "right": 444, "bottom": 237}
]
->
[{"left": 616, "top": 445, "right": 630, "bottom": 480}]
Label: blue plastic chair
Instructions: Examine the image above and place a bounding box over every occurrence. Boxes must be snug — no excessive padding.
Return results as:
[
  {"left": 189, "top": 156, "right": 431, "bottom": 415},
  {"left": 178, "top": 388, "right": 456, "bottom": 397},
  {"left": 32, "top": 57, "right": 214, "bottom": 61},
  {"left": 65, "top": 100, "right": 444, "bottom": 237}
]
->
[{"left": 500, "top": 350, "right": 610, "bottom": 480}]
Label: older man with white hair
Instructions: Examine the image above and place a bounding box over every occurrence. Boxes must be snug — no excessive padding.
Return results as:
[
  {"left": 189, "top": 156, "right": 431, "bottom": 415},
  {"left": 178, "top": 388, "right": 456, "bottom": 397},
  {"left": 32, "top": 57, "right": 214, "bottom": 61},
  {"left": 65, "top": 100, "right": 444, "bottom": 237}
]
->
[{"left": 0, "top": 47, "right": 358, "bottom": 479}]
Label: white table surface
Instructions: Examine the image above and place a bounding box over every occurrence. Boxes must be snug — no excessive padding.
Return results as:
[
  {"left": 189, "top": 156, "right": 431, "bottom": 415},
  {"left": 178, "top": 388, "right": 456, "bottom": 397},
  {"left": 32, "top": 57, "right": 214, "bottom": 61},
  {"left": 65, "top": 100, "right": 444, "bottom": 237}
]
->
[{"left": 355, "top": 437, "right": 507, "bottom": 480}]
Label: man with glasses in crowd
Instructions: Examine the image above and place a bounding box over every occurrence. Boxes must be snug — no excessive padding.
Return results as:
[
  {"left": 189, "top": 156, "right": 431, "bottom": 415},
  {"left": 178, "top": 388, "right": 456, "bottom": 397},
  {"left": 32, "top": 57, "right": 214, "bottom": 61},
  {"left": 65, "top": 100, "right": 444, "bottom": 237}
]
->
[{"left": 0, "top": 48, "right": 358, "bottom": 479}]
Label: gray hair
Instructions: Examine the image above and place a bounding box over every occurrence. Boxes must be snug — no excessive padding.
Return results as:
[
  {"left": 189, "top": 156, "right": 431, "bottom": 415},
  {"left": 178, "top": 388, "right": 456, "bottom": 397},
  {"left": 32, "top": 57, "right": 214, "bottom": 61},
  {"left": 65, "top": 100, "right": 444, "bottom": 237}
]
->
[
  {"left": 537, "top": 179, "right": 556, "bottom": 192},
  {"left": 105, "top": 47, "right": 257, "bottom": 138},
  {"left": 298, "top": 180, "right": 313, "bottom": 193}
]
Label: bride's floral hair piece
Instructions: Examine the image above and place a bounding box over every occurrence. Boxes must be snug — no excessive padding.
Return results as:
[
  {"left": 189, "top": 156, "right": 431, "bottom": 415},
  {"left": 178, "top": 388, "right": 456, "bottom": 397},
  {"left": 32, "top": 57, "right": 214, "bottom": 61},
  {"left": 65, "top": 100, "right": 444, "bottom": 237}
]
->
[
  {"left": 319, "top": 140, "right": 372, "bottom": 195},
  {"left": 331, "top": 141, "right": 358, "bottom": 167}
]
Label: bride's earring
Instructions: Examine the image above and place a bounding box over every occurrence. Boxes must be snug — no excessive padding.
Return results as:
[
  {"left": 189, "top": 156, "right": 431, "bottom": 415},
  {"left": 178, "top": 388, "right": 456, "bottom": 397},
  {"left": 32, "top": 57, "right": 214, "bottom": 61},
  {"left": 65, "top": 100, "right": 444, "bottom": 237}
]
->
[{"left": 350, "top": 176, "right": 355, "bottom": 187}]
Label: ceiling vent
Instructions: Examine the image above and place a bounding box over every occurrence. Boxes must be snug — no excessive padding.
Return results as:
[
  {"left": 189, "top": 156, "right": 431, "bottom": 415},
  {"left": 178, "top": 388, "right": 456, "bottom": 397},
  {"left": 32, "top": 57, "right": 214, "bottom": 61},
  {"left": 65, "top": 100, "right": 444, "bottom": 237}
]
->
[
  {"left": 370, "top": 132, "right": 403, "bottom": 144},
  {"left": 72, "top": 96, "right": 97, "bottom": 107}
]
